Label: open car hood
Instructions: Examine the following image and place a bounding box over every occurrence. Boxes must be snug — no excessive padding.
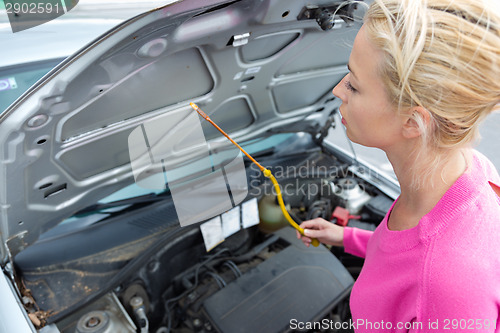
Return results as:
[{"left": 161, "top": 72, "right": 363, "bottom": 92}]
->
[{"left": 0, "top": 0, "right": 363, "bottom": 262}]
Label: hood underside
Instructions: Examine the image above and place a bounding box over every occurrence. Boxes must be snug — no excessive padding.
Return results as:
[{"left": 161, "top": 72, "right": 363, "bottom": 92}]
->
[{"left": 0, "top": 0, "right": 363, "bottom": 261}]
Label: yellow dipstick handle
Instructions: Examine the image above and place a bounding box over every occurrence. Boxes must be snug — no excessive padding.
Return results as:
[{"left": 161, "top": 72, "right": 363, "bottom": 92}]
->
[
  {"left": 265, "top": 169, "right": 320, "bottom": 247},
  {"left": 190, "top": 102, "right": 319, "bottom": 247}
]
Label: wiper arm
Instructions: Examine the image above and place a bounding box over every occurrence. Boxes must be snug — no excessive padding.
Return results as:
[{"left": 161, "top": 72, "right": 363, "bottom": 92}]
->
[
  {"left": 245, "top": 147, "right": 275, "bottom": 160},
  {"left": 74, "top": 192, "right": 169, "bottom": 216}
]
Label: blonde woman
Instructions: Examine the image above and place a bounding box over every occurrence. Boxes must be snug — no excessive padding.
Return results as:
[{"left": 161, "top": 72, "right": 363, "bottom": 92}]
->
[{"left": 298, "top": 0, "right": 500, "bottom": 330}]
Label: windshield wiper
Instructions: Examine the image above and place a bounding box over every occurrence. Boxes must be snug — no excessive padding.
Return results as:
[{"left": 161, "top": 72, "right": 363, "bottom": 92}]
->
[{"left": 74, "top": 192, "right": 170, "bottom": 216}]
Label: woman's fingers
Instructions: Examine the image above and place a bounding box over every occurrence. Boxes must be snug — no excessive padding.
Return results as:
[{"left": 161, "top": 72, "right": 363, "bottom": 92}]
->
[
  {"left": 296, "top": 228, "right": 313, "bottom": 247},
  {"left": 300, "top": 218, "right": 325, "bottom": 230},
  {"left": 297, "top": 218, "right": 344, "bottom": 247},
  {"left": 299, "top": 218, "right": 344, "bottom": 247},
  {"left": 303, "top": 228, "right": 321, "bottom": 239}
]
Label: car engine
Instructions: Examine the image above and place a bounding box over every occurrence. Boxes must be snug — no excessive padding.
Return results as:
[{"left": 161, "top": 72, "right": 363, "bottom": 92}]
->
[{"left": 15, "top": 143, "right": 394, "bottom": 333}]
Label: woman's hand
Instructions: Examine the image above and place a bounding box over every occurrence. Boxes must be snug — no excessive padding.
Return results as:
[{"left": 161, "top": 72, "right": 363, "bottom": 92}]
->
[{"left": 297, "top": 218, "right": 345, "bottom": 247}]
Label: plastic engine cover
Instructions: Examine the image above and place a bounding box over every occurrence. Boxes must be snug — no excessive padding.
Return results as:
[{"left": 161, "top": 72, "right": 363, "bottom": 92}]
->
[{"left": 203, "top": 227, "right": 354, "bottom": 333}]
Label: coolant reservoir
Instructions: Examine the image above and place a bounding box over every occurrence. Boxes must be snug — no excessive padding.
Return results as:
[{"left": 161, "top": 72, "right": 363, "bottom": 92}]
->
[
  {"left": 258, "top": 194, "right": 290, "bottom": 233},
  {"left": 333, "top": 177, "right": 372, "bottom": 215}
]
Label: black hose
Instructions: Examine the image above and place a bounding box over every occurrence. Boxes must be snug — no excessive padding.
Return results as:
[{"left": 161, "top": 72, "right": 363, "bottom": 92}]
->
[
  {"left": 230, "top": 235, "right": 279, "bottom": 263},
  {"left": 204, "top": 271, "right": 226, "bottom": 289},
  {"left": 222, "top": 260, "right": 242, "bottom": 278},
  {"left": 164, "top": 247, "right": 230, "bottom": 332}
]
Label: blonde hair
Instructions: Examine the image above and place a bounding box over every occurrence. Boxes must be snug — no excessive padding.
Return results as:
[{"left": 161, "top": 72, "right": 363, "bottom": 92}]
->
[{"left": 364, "top": 0, "right": 500, "bottom": 188}]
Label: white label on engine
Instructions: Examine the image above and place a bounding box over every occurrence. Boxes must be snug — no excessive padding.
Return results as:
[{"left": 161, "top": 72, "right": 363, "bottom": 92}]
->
[
  {"left": 200, "top": 216, "right": 224, "bottom": 252},
  {"left": 221, "top": 206, "right": 241, "bottom": 238},
  {"left": 242, "top": 198, "right": 260, "bottom": 228}
]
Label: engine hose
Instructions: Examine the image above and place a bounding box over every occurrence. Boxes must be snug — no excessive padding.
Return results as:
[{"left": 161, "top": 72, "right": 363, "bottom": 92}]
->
[
  {"left": 204, "top": 271, "right": 226, "bottom": 289},
  {"left": 223, "top": 260, "right": 242, "bottom": 277},
  {"left": 190, "top": 102, "right": 319, "bottom": 247}
]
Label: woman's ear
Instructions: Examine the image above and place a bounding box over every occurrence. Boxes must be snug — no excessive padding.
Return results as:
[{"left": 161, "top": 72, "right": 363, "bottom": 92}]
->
[{"left": 402, "top": 106, "right": 431, "bottom": 139}]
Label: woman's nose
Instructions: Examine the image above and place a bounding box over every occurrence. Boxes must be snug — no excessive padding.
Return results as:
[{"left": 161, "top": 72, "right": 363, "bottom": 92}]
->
[{"left": 332, "top": 75, "right": 348, "bottom": 102}]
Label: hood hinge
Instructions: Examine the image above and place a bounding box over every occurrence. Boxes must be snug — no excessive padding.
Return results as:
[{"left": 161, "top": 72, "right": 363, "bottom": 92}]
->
[
  {"left": 313, "top": 111, "right": 336, "bottom": 145},
  {"left": 297, "top": 3, "right": 358, "bottom": 30},
  {"left": 3, "top": 231, "right": 28, "bottom": 280}
]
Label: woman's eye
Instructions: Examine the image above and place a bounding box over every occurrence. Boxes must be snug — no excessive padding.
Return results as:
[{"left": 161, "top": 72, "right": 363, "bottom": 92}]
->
[{"left": 345, "top": 79, "right": 357, "bottom": 93}]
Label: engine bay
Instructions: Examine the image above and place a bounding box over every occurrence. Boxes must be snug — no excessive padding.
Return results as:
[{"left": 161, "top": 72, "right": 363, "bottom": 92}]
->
[
  {"left": 56, "top": 228, "right": 354, "bottom": 333},
  {"left": 15, "top": 138, "right": 394, "bottom": 333}
]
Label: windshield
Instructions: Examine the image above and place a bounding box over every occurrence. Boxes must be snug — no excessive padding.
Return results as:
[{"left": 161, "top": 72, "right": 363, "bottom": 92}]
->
[{"left": 0, "top": 58, "right": 63, "bottom": 113}]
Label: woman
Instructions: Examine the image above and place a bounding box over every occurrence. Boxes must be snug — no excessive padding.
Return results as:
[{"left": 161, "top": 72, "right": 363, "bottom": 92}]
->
[{"left": 298, "top": 0, "right": 500, "bottom": 331}]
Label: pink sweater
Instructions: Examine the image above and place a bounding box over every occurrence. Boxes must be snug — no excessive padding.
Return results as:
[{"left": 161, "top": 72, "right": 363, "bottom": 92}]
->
[{"left": 343, "top": 151, "right": 500, "bottom": 332}]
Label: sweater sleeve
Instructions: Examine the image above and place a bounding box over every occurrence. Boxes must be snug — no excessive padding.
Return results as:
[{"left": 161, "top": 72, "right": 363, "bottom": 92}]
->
[{"left": 343, "top": 227, "right": 373, "bottom": 258}]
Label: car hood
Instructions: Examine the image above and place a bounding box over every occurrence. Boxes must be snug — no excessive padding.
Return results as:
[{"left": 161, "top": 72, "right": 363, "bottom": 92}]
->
[{"left": 0, "top": 0, "right": 363, "bottom": 263}]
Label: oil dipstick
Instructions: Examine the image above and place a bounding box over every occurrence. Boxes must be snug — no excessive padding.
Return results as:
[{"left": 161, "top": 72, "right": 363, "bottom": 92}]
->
[{"left": 190, "top": 102, "right": 320, "bottom": 247}]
